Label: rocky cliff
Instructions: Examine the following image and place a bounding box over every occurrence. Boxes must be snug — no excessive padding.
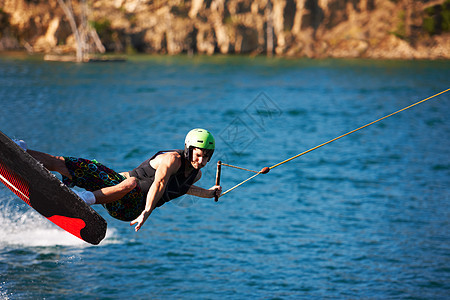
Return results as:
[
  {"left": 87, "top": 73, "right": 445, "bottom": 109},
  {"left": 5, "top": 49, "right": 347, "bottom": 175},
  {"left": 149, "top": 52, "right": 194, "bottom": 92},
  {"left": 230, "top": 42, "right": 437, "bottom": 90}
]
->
[{"left": 1, "top": 0, "right": 449, "bottom": 59}]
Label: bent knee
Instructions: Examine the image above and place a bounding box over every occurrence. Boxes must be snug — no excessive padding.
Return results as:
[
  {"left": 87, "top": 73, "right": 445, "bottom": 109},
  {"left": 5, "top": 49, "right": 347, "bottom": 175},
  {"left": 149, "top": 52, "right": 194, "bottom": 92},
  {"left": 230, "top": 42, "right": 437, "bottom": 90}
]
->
[{"left": 122, "top": 177, "right": 137, "bottom": 191}]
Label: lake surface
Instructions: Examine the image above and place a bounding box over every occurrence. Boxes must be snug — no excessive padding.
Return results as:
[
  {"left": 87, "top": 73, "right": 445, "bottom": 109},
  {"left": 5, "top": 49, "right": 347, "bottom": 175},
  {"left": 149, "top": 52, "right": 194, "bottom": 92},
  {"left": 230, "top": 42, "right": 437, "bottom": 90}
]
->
[{"left": 0, "top": 54, "right": 449, "bottom": 299}]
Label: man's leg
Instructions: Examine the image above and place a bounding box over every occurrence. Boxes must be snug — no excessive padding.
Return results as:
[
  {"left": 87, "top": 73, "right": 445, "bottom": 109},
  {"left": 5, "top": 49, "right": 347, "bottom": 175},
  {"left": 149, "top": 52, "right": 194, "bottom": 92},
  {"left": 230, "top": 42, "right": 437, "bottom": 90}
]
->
[
  {"left": 27, "top": 150, "right": 72, "bottom": 179},
  {"left": 27, "top": 150, "right": 137, "bottom": 205},
  {"left": 92, "top": 177, "right": 137, "bottom": 204}
]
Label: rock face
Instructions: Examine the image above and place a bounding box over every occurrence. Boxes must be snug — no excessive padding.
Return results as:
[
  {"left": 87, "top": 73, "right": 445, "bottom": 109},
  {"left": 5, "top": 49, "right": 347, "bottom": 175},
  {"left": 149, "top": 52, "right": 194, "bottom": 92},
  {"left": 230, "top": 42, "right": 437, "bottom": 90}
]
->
[{"left": 0, "top": 0, "right": 449, "bottom": 59}]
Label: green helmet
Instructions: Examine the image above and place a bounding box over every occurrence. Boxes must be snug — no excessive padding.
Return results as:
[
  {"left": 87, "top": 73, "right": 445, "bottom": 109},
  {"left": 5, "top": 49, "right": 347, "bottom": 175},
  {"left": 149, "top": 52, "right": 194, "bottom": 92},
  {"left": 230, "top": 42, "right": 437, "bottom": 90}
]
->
[{"left": 184, "top": 128, "right": 215, "bottom": 161}]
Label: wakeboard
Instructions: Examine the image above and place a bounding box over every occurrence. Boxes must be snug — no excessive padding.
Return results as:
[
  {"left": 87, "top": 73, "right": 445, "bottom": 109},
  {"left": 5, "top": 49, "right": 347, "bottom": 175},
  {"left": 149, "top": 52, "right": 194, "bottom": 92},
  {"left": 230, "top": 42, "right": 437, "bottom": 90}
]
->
[{"left": 0, "top": 130, "right": 107, "bottom": 245}]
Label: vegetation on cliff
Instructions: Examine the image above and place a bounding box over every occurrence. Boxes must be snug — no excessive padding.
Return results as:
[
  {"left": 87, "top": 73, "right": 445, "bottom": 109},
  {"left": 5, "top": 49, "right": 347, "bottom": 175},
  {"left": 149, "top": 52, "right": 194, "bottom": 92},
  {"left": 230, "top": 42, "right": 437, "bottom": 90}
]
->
[{"left": 0, "top": 0, "right": 449, "bottom": 59}]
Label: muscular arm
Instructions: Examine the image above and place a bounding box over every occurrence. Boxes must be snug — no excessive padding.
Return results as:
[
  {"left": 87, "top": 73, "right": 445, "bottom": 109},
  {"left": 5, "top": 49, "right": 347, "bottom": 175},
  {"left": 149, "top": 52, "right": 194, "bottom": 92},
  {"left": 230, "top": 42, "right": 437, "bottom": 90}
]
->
[
  {"left": 186, "top": 185, "right": 220, "bottom": 198},
  {"left": 186, "top": 170, "right": 222, "bottom": 198},
  {"left": 130, "top": 152, "right": 181, "bottom": 231}
]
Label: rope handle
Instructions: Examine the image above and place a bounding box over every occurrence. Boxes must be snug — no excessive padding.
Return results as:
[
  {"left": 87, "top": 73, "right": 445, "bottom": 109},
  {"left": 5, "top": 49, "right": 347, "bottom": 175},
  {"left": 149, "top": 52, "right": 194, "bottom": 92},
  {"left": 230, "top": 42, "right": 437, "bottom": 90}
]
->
[{"left": 214, "top": 161, "right": 221, "bottom": 202}]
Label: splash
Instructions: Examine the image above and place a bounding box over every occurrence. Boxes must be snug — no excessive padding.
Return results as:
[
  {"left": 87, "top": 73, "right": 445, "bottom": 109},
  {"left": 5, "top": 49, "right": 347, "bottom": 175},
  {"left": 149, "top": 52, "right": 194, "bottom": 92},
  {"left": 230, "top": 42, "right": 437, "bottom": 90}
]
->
[{"left": 0, "top": 195, "right": 117, "bottom": 247}]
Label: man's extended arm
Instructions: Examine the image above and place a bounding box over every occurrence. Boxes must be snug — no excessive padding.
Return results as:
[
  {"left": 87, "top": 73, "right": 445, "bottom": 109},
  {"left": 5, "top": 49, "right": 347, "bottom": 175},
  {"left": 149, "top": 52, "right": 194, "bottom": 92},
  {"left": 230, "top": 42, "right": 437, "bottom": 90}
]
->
[
  {"left": 130, "top": 153, "right": 180, "bottom": 232},
  {"left": 186, "top": 169, "right": 222, "bottom": 198},
  {"left": 186, "top": 184, "right": 222, "bottom": 198}
]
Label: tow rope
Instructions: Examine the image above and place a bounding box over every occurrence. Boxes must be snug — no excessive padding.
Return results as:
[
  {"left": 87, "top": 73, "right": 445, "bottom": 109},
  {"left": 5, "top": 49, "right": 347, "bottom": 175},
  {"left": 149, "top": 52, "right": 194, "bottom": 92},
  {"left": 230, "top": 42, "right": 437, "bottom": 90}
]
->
[{"left": 216, "top": 88, "right": 450, "bottom": 199}]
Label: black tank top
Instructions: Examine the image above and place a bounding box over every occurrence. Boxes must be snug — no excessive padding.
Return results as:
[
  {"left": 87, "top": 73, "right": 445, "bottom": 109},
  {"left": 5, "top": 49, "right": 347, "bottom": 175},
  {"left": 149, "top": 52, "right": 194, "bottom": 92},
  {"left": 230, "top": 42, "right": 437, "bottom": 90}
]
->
[{"left": 129, "top": 149, "right": 199, "bottom": 207}]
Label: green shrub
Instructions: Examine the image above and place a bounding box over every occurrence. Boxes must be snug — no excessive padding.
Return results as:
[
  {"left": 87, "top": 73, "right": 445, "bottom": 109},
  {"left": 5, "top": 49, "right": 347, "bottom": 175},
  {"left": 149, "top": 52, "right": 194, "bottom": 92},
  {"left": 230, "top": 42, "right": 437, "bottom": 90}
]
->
[
  {"left": 423, "top": 0, "right": 450, "bottom": 35},
  {"left": 90, "top": 18, "right": 111, "bottom": 36}
]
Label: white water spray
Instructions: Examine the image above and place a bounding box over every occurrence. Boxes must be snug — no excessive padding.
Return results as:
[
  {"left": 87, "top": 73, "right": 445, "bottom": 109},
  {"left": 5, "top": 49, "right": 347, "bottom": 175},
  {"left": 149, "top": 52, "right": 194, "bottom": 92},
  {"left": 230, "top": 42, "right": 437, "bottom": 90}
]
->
[{"left": 0, "top": 194, "right": 117, "bottom": 247}]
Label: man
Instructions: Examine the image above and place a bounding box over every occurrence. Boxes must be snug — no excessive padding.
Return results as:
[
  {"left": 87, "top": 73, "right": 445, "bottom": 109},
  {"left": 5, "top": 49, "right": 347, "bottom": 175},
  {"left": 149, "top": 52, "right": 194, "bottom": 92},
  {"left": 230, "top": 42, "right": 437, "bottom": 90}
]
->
[{"left": 16, "top": 128, "right": 221, "bottom": 231}]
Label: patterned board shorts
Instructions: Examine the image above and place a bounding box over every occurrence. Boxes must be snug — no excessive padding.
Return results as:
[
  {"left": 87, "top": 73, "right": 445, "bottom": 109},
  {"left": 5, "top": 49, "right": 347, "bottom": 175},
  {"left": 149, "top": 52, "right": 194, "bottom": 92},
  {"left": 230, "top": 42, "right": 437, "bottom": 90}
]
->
[{"left": 62, "top": 157, "right": 145, "bottom": 221}]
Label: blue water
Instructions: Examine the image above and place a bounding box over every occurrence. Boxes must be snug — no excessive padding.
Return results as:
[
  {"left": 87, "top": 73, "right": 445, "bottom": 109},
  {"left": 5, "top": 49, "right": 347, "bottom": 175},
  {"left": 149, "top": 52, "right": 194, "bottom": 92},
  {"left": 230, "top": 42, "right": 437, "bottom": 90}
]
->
[{"left": 0, "top": 54, "right": 449, "bottom": 299}]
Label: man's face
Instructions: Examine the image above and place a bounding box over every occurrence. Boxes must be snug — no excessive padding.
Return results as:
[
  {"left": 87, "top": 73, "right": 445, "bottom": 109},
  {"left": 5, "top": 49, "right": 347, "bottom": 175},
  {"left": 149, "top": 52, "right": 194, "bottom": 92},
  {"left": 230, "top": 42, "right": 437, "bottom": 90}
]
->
[{"left": 190, "top": 148, "right": 211, "bottom": 169}]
